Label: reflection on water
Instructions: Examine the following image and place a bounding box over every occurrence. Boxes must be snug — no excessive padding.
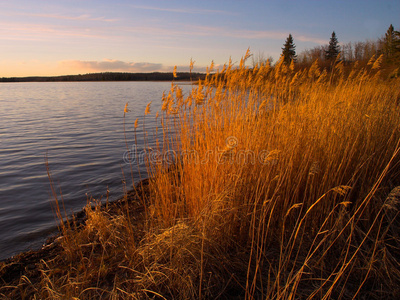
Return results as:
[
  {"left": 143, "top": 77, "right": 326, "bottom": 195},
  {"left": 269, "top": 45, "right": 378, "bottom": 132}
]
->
[{"left": 0, "top": 81, "right": 192, "bottom": 260}]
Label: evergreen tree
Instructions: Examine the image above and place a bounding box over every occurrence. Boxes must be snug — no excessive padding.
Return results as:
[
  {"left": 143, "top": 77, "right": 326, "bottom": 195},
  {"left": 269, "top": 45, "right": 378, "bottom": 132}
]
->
[
  {"left": 383, "top": 24, "right": 400, "bottom": 62},
  {"left": 325, "top": 31, "right": 340, "bottom": 61},
  {"left": 281, "top": 34, "right": 297, "bottom": 65}
]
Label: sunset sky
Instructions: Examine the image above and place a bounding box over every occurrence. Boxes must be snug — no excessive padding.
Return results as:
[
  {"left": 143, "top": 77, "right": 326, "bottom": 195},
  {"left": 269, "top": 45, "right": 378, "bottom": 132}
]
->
[{"left": 1, "top": 0, "right": 399, "bottom": 77}]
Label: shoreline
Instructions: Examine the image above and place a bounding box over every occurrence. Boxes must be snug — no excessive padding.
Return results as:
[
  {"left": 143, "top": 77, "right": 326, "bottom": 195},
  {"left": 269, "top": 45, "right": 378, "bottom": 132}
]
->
[
  {"left": 0, "top": 178, "right": 150, "bottom": 287},
  {"left": 0, "top": 72, "right": 206, "bottom": 83}
]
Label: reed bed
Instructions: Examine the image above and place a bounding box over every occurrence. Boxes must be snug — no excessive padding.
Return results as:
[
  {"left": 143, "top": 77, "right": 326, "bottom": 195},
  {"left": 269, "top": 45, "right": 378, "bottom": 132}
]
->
[{"left": 2, "top": 52, "right": 400, "bottom": 299}]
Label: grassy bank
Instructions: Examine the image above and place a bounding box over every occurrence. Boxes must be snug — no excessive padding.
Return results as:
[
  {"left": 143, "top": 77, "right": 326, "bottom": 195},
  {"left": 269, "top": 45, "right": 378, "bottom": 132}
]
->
[{"left": 2, "top": 53, "right": 400, "bottom": 299}]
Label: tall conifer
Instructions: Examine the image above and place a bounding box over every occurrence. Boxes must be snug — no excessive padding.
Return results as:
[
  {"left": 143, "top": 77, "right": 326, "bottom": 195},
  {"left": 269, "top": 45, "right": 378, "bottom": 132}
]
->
[
  {"left": 383, "top": 24, "right": 400, "bottom": 62},
  {"left": 281, "top": 34, "right": 297, "bottom": 65},
  {"left": 326, "top": 31, "right": 340, "bottom": 61}
]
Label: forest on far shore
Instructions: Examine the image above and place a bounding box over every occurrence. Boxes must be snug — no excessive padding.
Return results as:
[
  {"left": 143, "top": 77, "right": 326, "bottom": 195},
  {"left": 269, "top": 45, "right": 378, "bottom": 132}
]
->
[{"left": 0, "top": 72, "right": 205, "bottom": 82}]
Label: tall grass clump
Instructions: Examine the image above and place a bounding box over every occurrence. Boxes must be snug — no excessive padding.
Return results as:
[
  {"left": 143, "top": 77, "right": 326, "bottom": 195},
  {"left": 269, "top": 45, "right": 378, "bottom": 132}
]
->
[
  {"left": 3, "top": 52, "right": 400, "bottom": 299},
  {"left": 143, "top": 53, "right": 400, "bottom": 299}
]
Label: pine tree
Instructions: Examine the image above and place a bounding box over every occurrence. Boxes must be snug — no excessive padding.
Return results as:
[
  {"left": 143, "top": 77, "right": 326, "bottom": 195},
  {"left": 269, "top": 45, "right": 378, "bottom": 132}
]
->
[
  {"left": 383, "top": 24, "right": 400, "bottom": 62},
  {"left": 325, "top": 31, "right": 340, "bottom": 61},
  {"left": 281, "top": 34, "right": 297, "bottom": 65}
]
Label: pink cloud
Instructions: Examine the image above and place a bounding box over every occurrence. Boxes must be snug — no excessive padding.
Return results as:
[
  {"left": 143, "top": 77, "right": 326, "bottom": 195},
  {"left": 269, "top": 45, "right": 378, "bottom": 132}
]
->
[
  {"left": 10, "top": 12, "right": 118, "bottom": 22},
  {"left": 59, "top": 59, "right": 165, "bottom": 73},
  {"left": 58, "top": 59, "right": 211, "bottom": 74}
]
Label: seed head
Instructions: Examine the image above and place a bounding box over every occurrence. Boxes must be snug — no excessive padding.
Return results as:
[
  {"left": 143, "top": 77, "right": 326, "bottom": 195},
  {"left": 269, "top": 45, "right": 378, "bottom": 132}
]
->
[{"left": 145, "top": 102, "right": 152, "bottom": 115}]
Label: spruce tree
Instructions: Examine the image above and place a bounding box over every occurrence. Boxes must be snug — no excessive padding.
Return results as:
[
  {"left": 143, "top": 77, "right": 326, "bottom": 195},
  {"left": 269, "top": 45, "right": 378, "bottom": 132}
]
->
[
  {"left": 281, "top": 34, "right": 297, "bottom": 65},
  {"left": 383, "top": 24, "right": 400, "bottom": 62},
  {"left": 325, "top": 31, "right": 340, "bottom": 61}
]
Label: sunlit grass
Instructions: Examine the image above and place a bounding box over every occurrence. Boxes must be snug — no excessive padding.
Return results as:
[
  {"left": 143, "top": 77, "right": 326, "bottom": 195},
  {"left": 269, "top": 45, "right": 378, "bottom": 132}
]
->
[{"left": 3, "top": 53, "right": 400, "bottom": 299}]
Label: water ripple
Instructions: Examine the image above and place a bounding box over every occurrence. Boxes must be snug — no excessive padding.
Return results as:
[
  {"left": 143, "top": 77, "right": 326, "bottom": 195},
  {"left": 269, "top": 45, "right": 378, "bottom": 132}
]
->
[{"left": 0, "top": 81, "right": 193, "bottom": 260}]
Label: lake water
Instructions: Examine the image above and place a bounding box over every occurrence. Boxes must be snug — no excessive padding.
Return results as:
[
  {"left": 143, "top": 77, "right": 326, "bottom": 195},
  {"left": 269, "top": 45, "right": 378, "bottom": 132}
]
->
[{"left": 0, "top": 81, "right": 192, "bottom": 260}]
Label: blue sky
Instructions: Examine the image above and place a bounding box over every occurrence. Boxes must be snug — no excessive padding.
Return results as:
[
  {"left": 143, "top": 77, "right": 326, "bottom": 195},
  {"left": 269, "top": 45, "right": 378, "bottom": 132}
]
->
[{"left": 0, "top": 0, "right": 399, "bottom": 76}]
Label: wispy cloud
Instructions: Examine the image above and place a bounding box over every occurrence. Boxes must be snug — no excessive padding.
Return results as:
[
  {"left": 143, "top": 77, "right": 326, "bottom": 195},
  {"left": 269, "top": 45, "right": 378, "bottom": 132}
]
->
[
  {"left": 130, "top": 5, "right": 237, "bottom": 16},
  {"left": 0, "top": 21, "right": 115, "bottom": 41},
  {"left": 5, "top": 12, "right": 118, "bottom": 22},
  {"left": 117, "top": 24, "right": 325, "bottom": 45},
  {"left": 59, "top": 59, "right": 165, "bottom": 73},
  {"left": 0, "top": 16, "right": 324, "bottom": 45},
  {"left": 58, "top": 59, "right": 212, "bottom": 74},
  {"left": 183, "top": 26, "right": 287, "bottom": 39},
  {"left": 294, "top": 35, "right": 326, "bottom": 45},
  {"left": 185, "top": 26, "right": 325, "bottom": 44}
]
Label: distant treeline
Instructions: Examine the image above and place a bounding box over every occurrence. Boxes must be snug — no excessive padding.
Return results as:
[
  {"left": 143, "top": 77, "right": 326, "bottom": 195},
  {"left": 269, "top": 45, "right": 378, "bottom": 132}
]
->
[
  {"left": 252, "top": 24, "right": 400, "bottom": 78},
  {"left": 0, "top": 72, "right": 206, "bottom": 82}
]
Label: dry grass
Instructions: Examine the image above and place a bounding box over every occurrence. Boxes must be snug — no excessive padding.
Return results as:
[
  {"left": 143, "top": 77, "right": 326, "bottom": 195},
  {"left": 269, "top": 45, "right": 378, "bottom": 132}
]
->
[{"left": 2, "top": 53, "right": 400, "bottom": 299}]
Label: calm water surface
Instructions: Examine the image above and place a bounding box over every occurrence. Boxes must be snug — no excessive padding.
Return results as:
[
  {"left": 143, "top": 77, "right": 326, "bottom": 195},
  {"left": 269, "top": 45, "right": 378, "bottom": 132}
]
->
[{"left": 0, "top": 81, "right": 191, "bottom": 260}]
